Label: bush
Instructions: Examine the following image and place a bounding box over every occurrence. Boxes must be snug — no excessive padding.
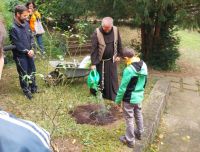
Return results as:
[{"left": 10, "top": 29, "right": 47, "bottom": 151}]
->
[
  {"left": 42, "top": 31, "right": 66, "bottom": 58},
  {"left": 148, "top": 27, "right": 180, "bottom": 70},
  {"left": 0, "top": 0, "right": 16, "bottom": 64},
  {"left": 78, "top": 21, "right": 100, "bottom": 38},
  {"left": 0, "top": 0, "right": 13, "bottom": 31},
  {"left": 42, "top": 21, "right": 96, "bottom": 59}
]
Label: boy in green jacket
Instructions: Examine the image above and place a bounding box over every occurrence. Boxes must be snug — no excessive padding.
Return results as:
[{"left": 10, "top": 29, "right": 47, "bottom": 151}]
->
[{"left": 115, "top": 48, "right": 148, "bottom": 148}]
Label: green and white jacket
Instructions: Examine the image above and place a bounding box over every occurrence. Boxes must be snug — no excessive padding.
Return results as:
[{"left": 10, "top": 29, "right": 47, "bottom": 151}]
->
[{"left": 115, "top": 60, "right": 148, "bottom": 104}]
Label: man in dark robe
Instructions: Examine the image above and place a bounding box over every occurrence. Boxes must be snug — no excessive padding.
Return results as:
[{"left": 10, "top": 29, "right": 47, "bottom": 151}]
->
[{"left": 91, "top": 17, "right": 123, "bottom": 101}]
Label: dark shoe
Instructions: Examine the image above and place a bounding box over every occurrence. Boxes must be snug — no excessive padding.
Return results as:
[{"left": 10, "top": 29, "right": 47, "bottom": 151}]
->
[
  {"left": 134, "top": 131, "right": 142, "bottom": 140},
  {"left": 31, "top": 89, "right": 39, "bottom": 94},
  {"left": 31, "top": 88, "right": 42, "bottom": 94},
  {"left": 90, "top": 88, "right": 97, "bottom": 96},
  {"left": 25, "top": 92, "right": 33, "bottom": 100},
  {"left": 119, "top": 136, "right": 135, "bottom": 148}
]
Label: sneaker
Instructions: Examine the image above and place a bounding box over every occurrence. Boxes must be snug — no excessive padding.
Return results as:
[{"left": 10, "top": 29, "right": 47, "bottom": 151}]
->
[
  {"left": 134, "top": 130, "right": 142, "bottom": 140},
  {"left": 24, "top": 92, "right": 33, "bottom": 100},
  {"left": 134, "top": 131, "right": 142, "bottom": 140},
  {"left": 119, "top": 136, "right": 135, "bottom": 148},
  {"left": 31, "top": 87, "right": 37, "bottom": 94},
  {"left": 31, "top": 89, "right": 39, "bottom": 94}
]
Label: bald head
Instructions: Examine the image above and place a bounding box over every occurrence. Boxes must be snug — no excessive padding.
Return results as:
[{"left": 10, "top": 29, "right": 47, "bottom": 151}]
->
[
  {"left": 101, "top": 17, "right": 113, "bottom": 33},
  {"left": 102, "top": 17, "right": 113, "bottom": 27}
]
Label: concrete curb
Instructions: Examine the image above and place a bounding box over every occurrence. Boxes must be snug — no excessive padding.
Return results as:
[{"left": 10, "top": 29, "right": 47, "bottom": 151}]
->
[{"left": 134, "top": 79, "right": 171, "bottom": 152}]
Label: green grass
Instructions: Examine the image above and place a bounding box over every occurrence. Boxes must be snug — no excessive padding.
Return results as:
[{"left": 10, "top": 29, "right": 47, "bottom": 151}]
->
[
  {"left": 0, "top": 0, "right": 13, "bottom": 28},
  {"left": 177, "top": 30, "right": 200, "bottom": 51},
  {"left": 0, "top": 20, "right": 154, "bottom": 151},
  {"left": 1, "top": 58, "right": 155, "bottom": 152},
  {"left": 176, "top": 30, "right": 200, "bottom": 67}
]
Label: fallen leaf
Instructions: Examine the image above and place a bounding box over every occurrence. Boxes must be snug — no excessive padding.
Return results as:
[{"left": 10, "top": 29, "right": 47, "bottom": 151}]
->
[
  {"left": 159, "top": 134, "right": 164, "bottom": 139},
  {"left": 72, "top": 139, "right": 76, "bottom": 144},
  {"left": 182, "top": 136, "right": 190, "bottom": 142},
  {"left": 186, "top": 136, "right": 190, "bottom": 140},
  {"left": 182, "top": 137, "right": 186, "bottom": 141}
]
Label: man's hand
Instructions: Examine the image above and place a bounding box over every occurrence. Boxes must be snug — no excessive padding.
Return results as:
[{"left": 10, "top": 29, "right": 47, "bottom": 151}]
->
[
  {"left": 91, "top": 65, "right": 96, "bottom": 70},
  {"left": 114, "top": 57, "right": 120, "bottom": 62},
  {"left": 27, "top": 50, "right": 34, "bottom": 58}
]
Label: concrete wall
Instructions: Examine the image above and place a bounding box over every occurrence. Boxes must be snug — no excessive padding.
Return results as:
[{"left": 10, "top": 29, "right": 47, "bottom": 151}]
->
[{"left": 134, "top": 79, "right": 170, "bottom": 152}]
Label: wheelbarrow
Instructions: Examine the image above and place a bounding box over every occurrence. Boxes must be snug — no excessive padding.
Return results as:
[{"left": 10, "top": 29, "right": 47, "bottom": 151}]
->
[{"left": 45, "top": 60, "right": 90, "bottom": 85}]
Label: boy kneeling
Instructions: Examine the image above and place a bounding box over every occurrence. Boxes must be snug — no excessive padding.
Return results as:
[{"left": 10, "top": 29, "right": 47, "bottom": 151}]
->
[{"left": 115, "top": 48, "right": 148, "bottom": 148}]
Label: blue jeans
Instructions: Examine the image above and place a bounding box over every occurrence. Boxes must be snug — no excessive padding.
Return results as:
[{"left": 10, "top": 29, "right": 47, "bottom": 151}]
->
[{"left": 36, "top": 34, "right": 45, "bottom": 54}]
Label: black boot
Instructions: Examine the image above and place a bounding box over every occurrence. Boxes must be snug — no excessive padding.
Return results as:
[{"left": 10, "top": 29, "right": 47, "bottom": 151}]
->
[{"left": 24, "top": 92, "right": 33, "bottom": 100}]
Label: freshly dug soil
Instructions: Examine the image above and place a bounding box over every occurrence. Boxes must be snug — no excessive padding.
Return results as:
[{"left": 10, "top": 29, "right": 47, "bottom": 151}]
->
[{"left": 70, "top": 104, "right": 123, "bottom": 125}]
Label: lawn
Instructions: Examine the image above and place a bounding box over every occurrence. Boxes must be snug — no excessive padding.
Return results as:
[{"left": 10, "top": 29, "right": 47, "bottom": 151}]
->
[
  {"left": 177, "top": 30, "right": 200, "bottom": 67},
  {"left": 1, "top": 0, "right": 199, "bottom": 150},
  {"left": 0, "top": 55, "right": 155, "bottom": 152},
  {"left": 177, "top": 30, "right": 200, "bottom": 51},
  {"left": 2, "top": 26, "right": 198, "bottom": 152}
]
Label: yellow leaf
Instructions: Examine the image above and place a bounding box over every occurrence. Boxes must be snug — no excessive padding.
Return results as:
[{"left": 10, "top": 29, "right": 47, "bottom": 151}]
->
[
  {"left": 159, "top": 134, "right": 164, "bottom": 139},
  {"left": 186, "top": 136, "right": 190, "bottom": 140},
  {"left": 72, "top": 139, "right": 76, "bottom": 144},
  {"left": 182, "top": 137, "right": 186, "bottom": 141}
]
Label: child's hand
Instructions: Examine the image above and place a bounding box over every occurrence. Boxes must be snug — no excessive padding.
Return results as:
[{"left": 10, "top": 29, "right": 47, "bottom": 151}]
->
[{"left": 114, "top": 104, "right": 123, "bottom": 113}]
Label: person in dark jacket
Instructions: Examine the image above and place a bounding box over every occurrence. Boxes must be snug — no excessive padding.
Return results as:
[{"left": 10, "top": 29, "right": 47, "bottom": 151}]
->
[
  {"left": 10, "top": 5, "right": 37, "bottom": 100},
  {"left": 90, "top": 17, "right": 123, "bottom": 101}
]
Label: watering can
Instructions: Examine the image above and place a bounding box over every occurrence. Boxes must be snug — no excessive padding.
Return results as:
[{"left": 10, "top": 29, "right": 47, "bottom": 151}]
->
[{"left": 87, "top": 69, "right": 100, "bottom": 91}]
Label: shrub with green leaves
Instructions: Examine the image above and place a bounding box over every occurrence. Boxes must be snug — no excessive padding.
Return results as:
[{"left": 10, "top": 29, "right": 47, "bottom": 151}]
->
[{"left": 148, "top": 28, "right": 180, "bottom": 70}]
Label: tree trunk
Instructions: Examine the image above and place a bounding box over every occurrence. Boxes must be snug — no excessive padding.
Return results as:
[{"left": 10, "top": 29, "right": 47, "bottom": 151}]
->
[{"left": 141, "top": 23, "right": 154, "bottom": 61}]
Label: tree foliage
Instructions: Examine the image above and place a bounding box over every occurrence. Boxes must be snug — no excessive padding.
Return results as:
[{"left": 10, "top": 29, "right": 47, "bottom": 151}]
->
[
  {"left": 86, "top": 0, "right": 199, "bottom": 69},
  {"left": 35, "top": 0, "right": 90, "bottom": 29},
  {"left": 4, "top": 0, "right": 199, "bottom": 70},
  {"left": 176, "top": 0, "right": 200, "bottom": 29}
]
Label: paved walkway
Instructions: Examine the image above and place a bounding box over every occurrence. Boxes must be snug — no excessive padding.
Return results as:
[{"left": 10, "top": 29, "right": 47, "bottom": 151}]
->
[{"left": 159, "top": 77, "right": 200, "bottom": 152}]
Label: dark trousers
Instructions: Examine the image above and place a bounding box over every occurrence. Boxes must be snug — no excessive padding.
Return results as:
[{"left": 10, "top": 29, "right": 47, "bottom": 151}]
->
[{"left": 14, "top": 56, "right": 37, "bottom": 94}]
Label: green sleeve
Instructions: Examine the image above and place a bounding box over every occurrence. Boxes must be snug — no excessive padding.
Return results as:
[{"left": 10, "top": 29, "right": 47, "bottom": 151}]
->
[{"left": 115, "top": 67, "right": 132, "bottom": 104}]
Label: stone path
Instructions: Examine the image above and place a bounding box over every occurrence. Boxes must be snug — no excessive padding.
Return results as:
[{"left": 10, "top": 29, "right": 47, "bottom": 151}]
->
[{"left": 159, "top": 77, "right": 200, "bottom": 152}]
